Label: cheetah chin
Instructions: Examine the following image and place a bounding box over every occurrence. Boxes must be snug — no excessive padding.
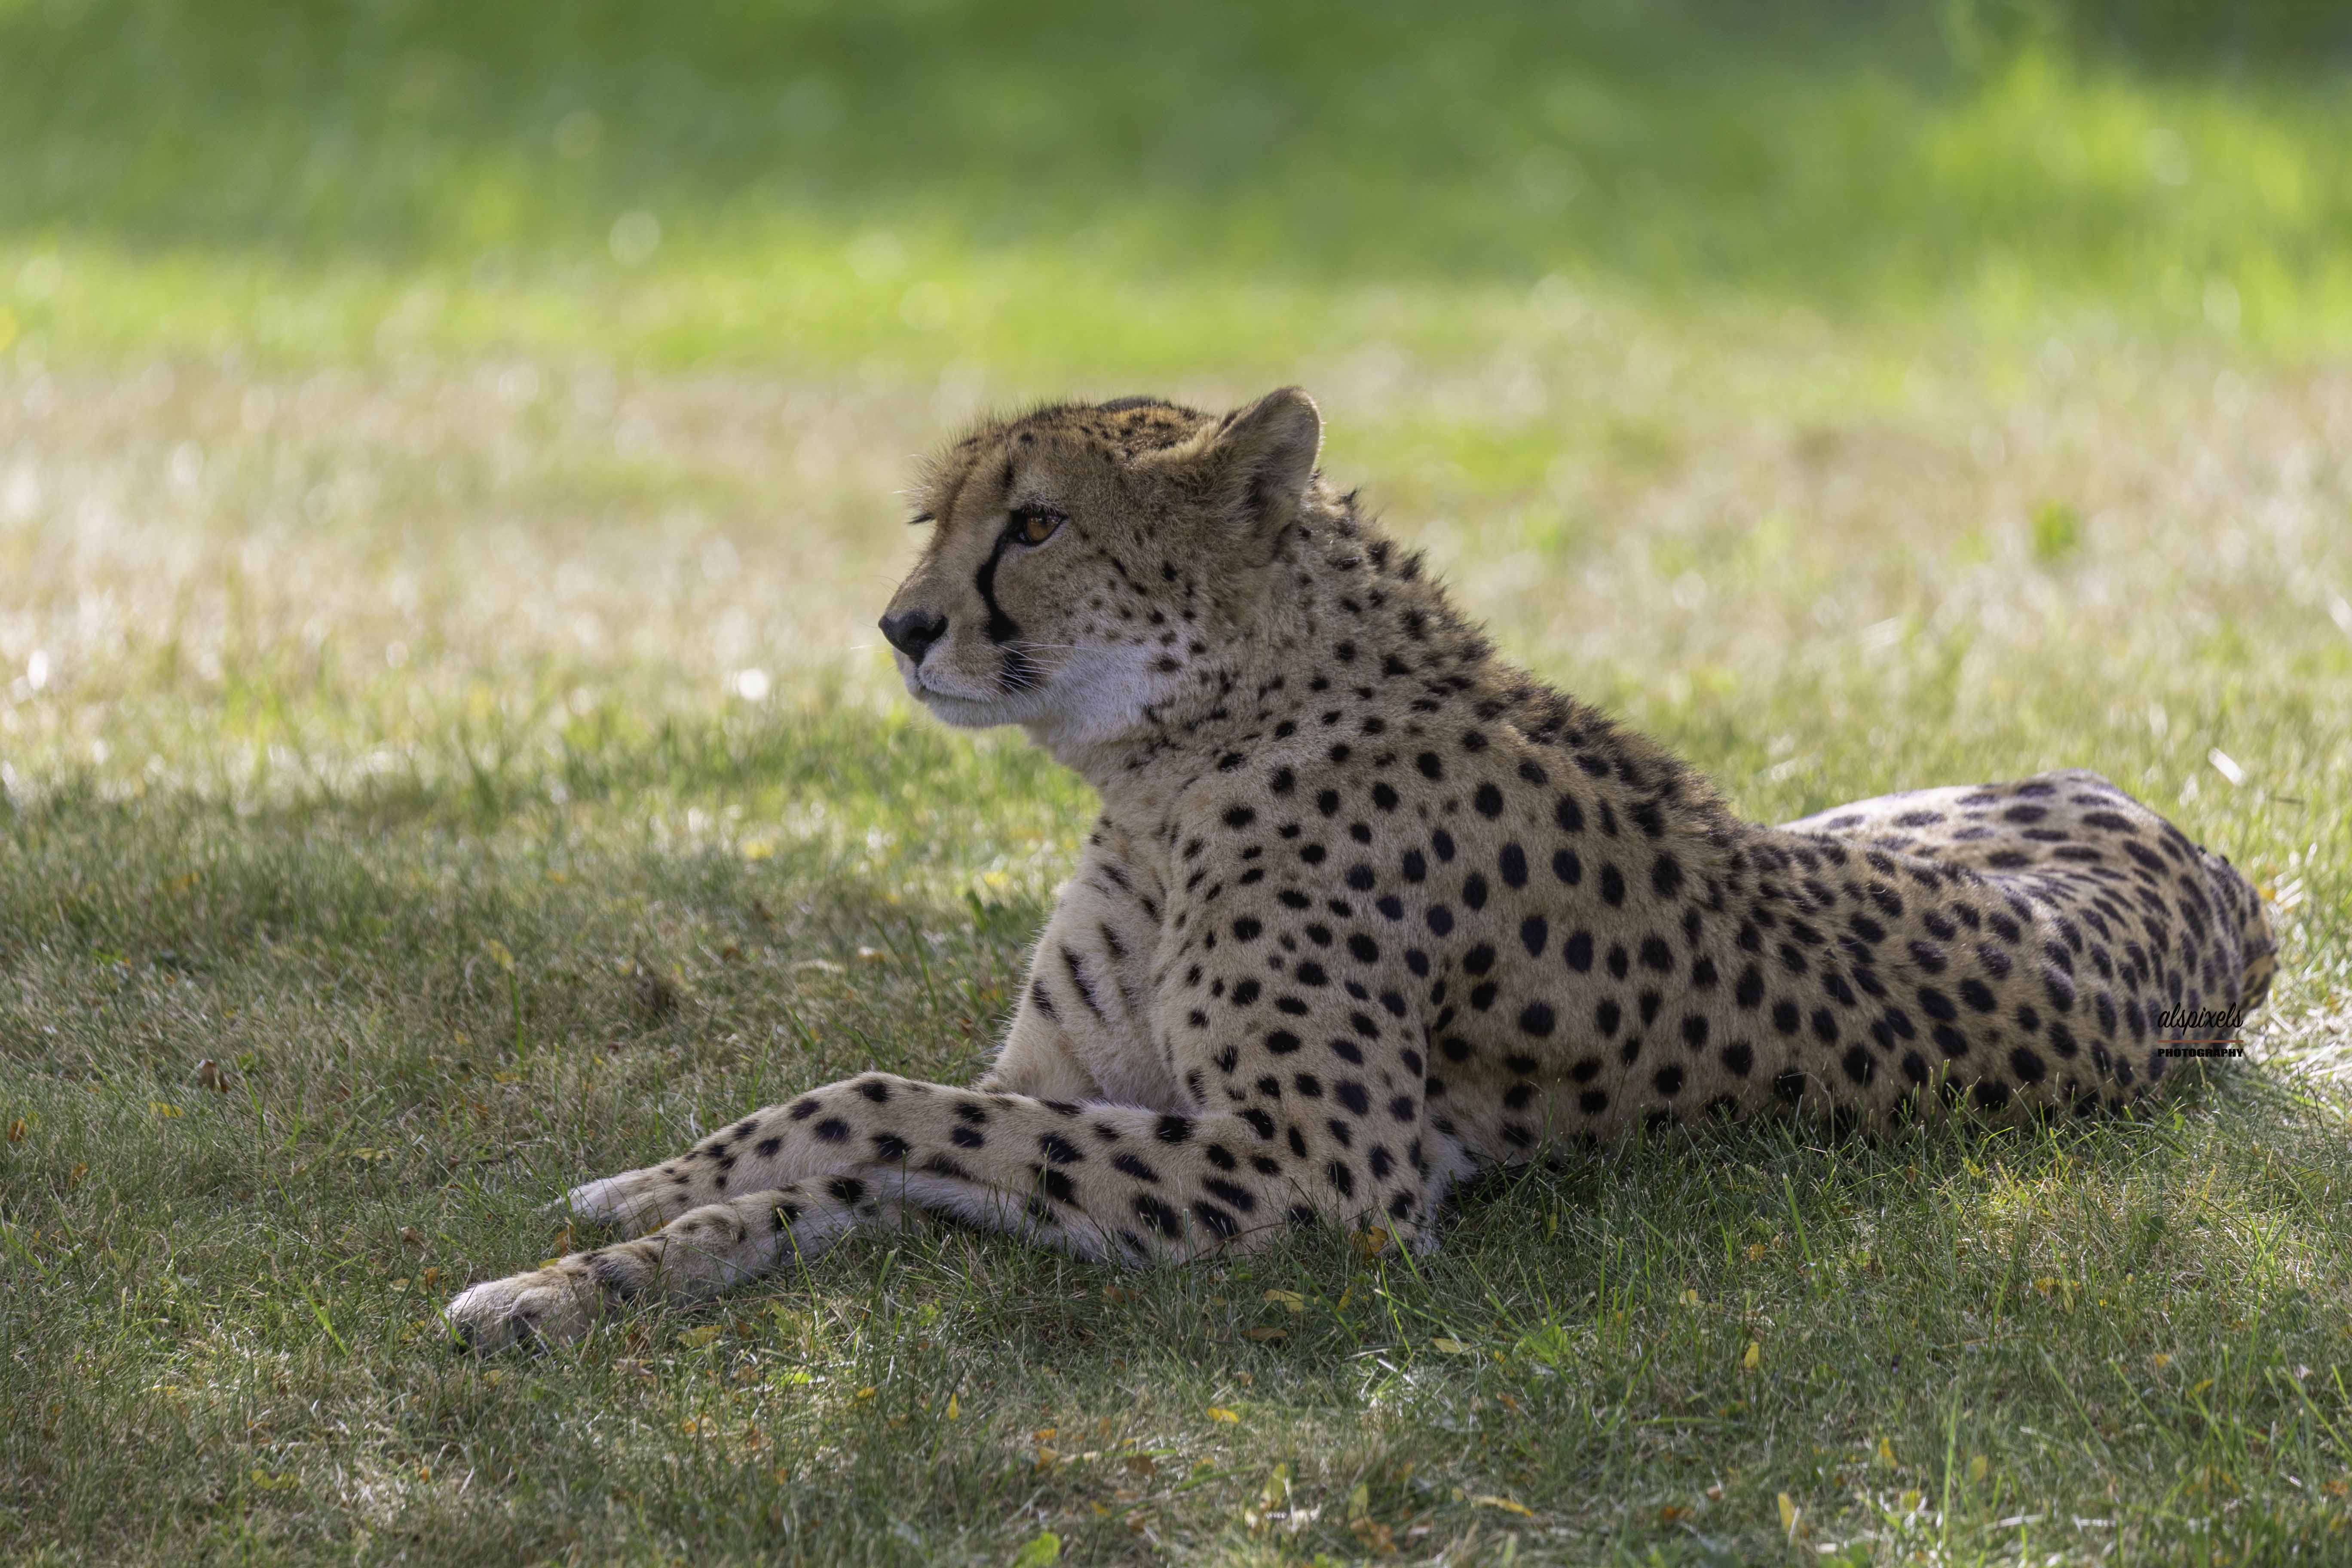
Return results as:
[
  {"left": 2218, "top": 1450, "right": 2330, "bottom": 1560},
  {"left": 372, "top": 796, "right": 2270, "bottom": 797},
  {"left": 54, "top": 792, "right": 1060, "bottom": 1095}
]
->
[{"left": 445, "top": 386, "right": 2275, "bottom": 1349}]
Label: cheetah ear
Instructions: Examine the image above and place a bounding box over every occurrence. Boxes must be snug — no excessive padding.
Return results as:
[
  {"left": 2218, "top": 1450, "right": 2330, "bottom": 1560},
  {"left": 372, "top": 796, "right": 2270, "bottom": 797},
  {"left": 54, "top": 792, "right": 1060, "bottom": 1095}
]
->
[{"left": 1203, "top": 386, "right": 1321, "bottom": 547}]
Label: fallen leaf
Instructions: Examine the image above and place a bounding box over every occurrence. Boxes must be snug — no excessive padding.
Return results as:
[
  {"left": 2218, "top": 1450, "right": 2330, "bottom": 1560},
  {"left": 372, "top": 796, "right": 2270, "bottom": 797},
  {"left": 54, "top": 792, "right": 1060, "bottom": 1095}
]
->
[
  {"left": 1264, "top": 1289, "right": 1306, "bottom": 1313},
  {"left": 1241, "top": 1326, "right": 1286, "bottom": 1342},
  {"left": 401, "top": 1225, "right": 426, "bottom": 1249},
  {"left": 5, "top": 1119, "right": 21, "bottom": 1143},
  {"left": 195, "top": 1059, "right": 232, "bottom": 1092},
  {"left": 1008, "top": 1533, "right": 1061, "bottom": 1568},
  {"left": 1432, "top": 1337, "right": 1475, "bottom": 1355},
  {"left": 945, "top": 1393, "right": 959, "bottom": 1420},
  {"left": 1350, "top": 1227, "right": 1392, "bottom": 1262},
  {"left": 1742, "top": 1340, "right": 1761, "bottom": 1371},
  {"left": 1472, "top": 1494, "right": 1533, "bottom": 1517},
  {"left": 1968, "top": 1454, "right": 1989, "bottom": 1483},
  {"left": 151, "top": 1101, "right": 182, "bottom": 1118},
  {"left": 1124, "top": 1453, "right": 1156, "bottom": 1477},
  {"left": 1777, "top": 1492, "right": 1798, "bottom": 1534},
  {"left": 1877, "top": 1436, "right": 1896, "bottom": 1467},
  {"left": 1207, "top": 1406, "right": 1240, "bottom": 1423},
  {"left": 1658, "top": 1505, "right": 1689, "bottom": 1523},
  {"left": 679, "top": 1325, "right": 722, "bottom": 1348}
]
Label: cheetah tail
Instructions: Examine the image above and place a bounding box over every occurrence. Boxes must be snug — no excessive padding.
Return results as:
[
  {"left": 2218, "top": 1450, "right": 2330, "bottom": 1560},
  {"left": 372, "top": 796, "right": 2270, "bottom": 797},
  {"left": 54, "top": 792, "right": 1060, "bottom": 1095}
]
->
[{"left": 2205, "top": 848, "right": 2278, "bottom": 1014}]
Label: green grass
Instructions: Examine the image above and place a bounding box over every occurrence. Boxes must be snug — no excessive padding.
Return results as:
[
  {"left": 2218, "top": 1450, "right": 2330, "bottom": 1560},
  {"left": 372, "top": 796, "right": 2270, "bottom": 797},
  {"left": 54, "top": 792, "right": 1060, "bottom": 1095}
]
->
[{"left": 5, "top": 2, "right": 2352, "bottom": 1562}]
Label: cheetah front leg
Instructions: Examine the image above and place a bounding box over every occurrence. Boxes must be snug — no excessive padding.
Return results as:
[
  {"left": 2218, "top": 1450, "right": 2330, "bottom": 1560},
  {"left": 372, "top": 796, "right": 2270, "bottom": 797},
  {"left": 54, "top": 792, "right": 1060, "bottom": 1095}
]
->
[
  {"left": 444, "top": 1177, "right": 899, "bottom": 1351},
  {"left": 445, "top": 1072, "right": 1324, "bottom": 1350}
]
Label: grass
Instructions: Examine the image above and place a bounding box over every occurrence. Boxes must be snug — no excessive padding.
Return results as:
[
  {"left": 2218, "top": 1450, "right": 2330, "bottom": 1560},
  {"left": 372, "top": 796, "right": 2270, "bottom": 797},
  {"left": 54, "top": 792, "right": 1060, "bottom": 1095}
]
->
[{"left": 4, "top": 2, "right": 2352, "bottom": 1562}]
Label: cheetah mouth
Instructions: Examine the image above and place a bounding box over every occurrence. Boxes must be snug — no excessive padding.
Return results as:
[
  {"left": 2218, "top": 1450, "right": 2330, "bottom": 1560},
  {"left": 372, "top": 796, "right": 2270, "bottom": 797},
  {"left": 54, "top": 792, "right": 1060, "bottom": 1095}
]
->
[{"left": 904, "top": 669, "right": 1026, "bottom": 724}]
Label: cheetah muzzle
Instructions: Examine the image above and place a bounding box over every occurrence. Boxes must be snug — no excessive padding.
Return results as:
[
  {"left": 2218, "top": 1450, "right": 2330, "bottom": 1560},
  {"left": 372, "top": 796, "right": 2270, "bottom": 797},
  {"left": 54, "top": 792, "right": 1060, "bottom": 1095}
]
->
[{"left": 444, "top": 387, "right": 2275, "bottom": 1349}]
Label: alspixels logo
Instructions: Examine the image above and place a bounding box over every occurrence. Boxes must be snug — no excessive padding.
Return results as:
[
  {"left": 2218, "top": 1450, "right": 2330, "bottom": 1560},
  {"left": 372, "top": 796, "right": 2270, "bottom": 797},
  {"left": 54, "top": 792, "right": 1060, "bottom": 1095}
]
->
[{"left": 2154, "top": 1004, "right": 2248, "bottom": 1059}]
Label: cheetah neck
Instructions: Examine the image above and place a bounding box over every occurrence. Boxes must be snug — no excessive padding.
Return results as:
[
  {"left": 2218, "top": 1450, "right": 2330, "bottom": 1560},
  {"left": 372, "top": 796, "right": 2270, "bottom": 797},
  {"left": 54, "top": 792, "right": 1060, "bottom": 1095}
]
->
[{"left": 1047, "top": 499, "right": 1736, "bottom": 855}]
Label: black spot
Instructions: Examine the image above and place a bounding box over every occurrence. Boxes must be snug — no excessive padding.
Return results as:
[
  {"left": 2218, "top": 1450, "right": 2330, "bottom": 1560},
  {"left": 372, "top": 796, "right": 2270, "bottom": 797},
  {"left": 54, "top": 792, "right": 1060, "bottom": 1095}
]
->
[
  {"left": 1133, "top": 1194, "right": 1184, "bottom": 1237},
  {"left": 1650, "top": 853, "right": 1683, "bottom": 897}
]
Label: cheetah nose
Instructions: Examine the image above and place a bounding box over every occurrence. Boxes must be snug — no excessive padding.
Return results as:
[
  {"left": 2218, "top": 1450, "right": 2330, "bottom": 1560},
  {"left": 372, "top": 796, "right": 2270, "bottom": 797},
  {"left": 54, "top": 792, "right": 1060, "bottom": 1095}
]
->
[{"left": 879, "top": 608, "right": 948, "bottom": 664}]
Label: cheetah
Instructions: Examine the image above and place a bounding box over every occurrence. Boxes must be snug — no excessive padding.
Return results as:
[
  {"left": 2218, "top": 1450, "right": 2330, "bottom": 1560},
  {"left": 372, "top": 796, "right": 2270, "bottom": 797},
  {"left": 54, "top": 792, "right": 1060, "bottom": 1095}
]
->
[{"left": 445, "top": 388, "right": 2276, "bottom": 1348}]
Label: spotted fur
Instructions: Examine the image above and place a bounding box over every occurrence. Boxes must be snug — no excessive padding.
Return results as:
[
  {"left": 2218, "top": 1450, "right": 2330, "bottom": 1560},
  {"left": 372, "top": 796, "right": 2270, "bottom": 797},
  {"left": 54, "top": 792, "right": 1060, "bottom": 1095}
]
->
[{"left": 445, "top": 388, "right": 2275, "bottom": 1349}]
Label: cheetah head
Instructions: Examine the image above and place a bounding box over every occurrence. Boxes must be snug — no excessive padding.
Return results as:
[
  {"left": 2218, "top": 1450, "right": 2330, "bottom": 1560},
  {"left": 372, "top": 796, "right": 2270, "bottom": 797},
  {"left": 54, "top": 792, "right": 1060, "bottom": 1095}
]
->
[{"left": 879, "top": 387, "right": 1324, "bottom": 751}]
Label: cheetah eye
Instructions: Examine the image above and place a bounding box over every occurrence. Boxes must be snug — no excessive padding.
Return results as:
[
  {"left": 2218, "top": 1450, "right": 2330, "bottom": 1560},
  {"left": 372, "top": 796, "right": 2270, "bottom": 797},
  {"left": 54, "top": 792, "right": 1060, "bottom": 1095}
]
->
[{"left": 1010, "top": 506, "right": 1065, "bottom": 547}]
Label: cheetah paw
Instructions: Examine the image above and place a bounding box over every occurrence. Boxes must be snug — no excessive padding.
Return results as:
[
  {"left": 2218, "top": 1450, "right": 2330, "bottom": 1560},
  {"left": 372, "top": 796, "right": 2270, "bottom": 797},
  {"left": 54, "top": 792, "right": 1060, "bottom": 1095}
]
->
[
  {"left": 564, "top": 1167, "right": 690, "bottom": 1231},
  {"left": 443, "top": 1267, "right": 597, "bottom": 1353}
]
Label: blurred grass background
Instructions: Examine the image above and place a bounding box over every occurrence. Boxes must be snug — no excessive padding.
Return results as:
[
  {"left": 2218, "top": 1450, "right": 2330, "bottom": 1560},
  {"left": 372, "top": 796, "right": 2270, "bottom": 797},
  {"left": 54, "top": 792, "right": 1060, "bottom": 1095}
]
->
[
  {"left": 3, "top": 0, "right": 2352, "bottom": 368},
  {"left": 4, "top": 2, "right": 2352, "bottom": 1563}
]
